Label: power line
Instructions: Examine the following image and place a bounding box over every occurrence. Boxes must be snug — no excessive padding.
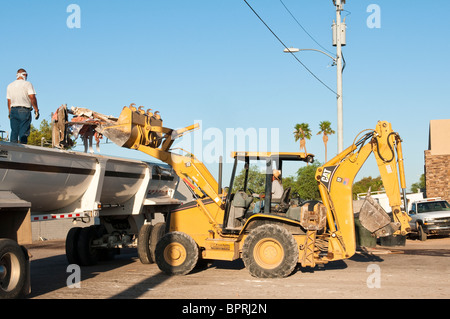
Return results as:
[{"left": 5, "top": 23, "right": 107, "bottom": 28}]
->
[
  {"left": 279, "top": 0, "right": 334, "bottom": 56},
  {"left": 243, "top": 0, "right": 337, "bottom": 96}
]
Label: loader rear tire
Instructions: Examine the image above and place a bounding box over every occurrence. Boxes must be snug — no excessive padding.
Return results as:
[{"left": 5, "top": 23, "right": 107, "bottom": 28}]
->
[
  {"left": 155, "top": 232, "right": 198, "bottom": 276},
  {"left": 138, "top": 224, "right": 154, "bottom": 264},
  {"left": 0, "top": 239, "right": 27, "bottom": 299},
  {"left": 242, "top": 224, "right": 299, "bottom": 278}
]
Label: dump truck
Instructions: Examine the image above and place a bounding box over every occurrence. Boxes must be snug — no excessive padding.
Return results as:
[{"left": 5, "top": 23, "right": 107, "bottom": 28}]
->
[
  {"left": 95, "top": 105, "right": 411, "bottom": 278},
  {"left": 0, "top": 141, "right": 191, "bottom": 298}
]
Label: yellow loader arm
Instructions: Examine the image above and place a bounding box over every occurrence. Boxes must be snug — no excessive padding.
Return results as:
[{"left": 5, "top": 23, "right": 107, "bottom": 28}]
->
[
  {"left": 316, "top": 121, "right": 411, "bottom": 259},
  {"left": 97, "top": 105, "right": 224, "bottom": 210}
]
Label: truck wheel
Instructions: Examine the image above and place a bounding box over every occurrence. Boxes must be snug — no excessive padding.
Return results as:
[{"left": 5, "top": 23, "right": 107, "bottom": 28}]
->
[
  {"left": 0, "top": 239, "right": 27, "bottom": 299},
  {"left": 418, "top": 223, "right": 427, "bottom": 241},
  {"left": 155, "top": 232, "right": 198, "bottom": 276},
  {"left": 150, "top": 222, "right": 166, "bottom": 262},
  {"left": 78, "top": 226, "right": 100, "bottom": 266},
  {"left": 138, "top": 224, "right": 154, "bottom": 264},
  {"left": 66, "top": 227, "right": 82, "bottom": 265},
  {"left": 242, "top": 224, "right": 299, "bottom": 278}
]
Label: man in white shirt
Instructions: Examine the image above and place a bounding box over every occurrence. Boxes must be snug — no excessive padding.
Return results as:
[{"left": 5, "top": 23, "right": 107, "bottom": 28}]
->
[{"left": 6, "top": 69, "right": 40, "bottom": 143}]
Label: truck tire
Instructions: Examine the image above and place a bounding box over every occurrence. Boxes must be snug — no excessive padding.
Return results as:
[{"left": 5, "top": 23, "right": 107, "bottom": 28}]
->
[
  {"left": 150, "top": 222, "right": 166, "bottom": 262},
  {"left": 0, "top": 239, "right": 27, "bottom": 299},
  {"left": 78, "top": 226, "right": 100, "bottom": 266},
  {"left": 138, "top": 224, "right": 154, "bottom": 264},
  {"left": 66, "top": 227, "right": 82, "bottom": 265},
  {"left": 155, "top": 232, "right": 198, "bottom": 276},
  {"left": 242, "top": 224, "right": 299, "bottom": 278}
]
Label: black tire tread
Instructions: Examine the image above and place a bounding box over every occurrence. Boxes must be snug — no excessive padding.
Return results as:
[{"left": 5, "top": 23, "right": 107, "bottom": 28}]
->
[{"left": 242, "top": 223, "right": 299, "bottom": 278}]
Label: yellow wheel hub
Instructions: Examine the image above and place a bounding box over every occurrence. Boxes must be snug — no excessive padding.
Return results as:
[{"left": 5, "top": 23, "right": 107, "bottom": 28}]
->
[
  {"left": 253, "top": 238, "right": 284, "bottom": 269},
  {"left": 164, "top": 243, "right": 187, "bottom": 267}
]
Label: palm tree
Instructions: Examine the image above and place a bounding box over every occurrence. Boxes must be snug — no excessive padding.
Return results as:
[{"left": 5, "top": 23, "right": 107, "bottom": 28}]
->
[
  {"left": 293, "top": 123, "right": 312, "bottom": 154},
  {"left": 317, "top": 121, "right": 335, "bottom": 162}
]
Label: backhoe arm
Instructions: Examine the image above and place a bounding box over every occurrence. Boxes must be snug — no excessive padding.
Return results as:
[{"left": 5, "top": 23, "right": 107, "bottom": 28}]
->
[{"left": 316, "top": 121, "right": 411, "bottom": 259}]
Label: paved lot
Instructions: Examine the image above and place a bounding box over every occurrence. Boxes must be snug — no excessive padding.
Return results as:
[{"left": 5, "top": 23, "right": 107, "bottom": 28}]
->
[{"left": 26, "top": 237, "right": 450, "bottom": 300}]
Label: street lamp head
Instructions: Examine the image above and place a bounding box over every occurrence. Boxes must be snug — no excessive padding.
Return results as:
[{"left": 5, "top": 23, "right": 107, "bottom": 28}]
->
[{"left": 283, "top": 47, "right": 300, "bottom": 53}]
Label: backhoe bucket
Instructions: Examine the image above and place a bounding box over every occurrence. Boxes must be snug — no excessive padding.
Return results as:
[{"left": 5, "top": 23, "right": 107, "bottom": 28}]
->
[{"left": 358, "top": 194, "right": 399, "bottom": 237}]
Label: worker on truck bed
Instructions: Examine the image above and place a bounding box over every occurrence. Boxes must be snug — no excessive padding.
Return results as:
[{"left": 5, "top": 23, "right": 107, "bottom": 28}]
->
[{"left": 6, "top": 68, "right": 40, "bottom": 144}]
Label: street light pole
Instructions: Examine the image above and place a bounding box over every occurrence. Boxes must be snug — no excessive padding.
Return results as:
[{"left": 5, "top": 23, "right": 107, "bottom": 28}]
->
[
  {"left": 284, "top": 1, "right": 346, "bottom": 153},
  {"left": 333, "top": 0, "right": 345, "bottom": 153}
]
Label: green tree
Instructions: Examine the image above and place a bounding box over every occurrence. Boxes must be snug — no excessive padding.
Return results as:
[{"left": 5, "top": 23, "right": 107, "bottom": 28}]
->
[
  {"left": 411, "top": 174, "right": 425, "bottom": 193},
  {"left": 231, "top": 162, "right": 321, "bottom": 202},
  {"left": 293, "top": 123, "right": 312, "bottom": 154},
  {"left": 352, "top": 176, "right": 383, "bottom": 199},
  {"left": 281, "top": 176, "right": 300, "bottom": 197},
  {"left": 317, "top": 121, "right": 335, "bottom": 162},
  {"left": 295, "top": 161, "right": 322, "bottom": 201},
  {"left": 28, "top": 120, "right": 52, "bottom": 147},
  {"left": 232, "top": 165, "right": 266, "bottom": 194}
]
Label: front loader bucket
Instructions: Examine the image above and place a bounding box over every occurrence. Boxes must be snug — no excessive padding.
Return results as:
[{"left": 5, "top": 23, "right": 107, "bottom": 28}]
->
[
  {"left": 359, "top": 195, "right": 399, "bottom": 237},
  {"left": 96, "top": 107, "right": 133, "bottom": 148},
  {"left": 97, "top": 106, "right": 158, "bottom": 149}
]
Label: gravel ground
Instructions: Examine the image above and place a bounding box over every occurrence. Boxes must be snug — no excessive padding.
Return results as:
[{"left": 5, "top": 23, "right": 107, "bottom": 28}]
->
[{"left": 25, "top": 236, "right": 450, "bottom": 300}]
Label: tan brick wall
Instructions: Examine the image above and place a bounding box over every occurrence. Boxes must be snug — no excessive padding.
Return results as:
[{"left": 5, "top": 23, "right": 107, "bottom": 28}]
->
[{"left": 424, "top": 150, "right": 450, "bottom": 202}]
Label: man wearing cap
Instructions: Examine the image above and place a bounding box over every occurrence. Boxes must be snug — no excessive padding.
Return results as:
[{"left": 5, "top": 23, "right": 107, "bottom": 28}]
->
[
  {"left": 6, "top": 69, "right": 40, "bottom": 144},
  {"left": 272, "top": 169, "right": 284, "bottom": 200}
]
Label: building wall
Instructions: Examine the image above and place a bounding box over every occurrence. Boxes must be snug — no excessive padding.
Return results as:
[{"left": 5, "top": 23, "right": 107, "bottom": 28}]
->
[
  {"left": 424, "top": 151, "right": 450, "bottom": 202},
  {"left": 425, "top": 119, "right": 450, "bottom": 202}
]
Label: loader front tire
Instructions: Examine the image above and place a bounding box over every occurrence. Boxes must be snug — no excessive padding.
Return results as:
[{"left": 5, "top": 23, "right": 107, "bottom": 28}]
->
[
  {"left": 242, "top": 224, "right": 299, "bottom": 278},
  {"left": 155, "top": 232, "right": 198, "bottom": 276}
]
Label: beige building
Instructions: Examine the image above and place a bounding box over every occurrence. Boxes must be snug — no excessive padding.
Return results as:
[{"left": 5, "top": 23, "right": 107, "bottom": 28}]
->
[{"left": 425, "top": 119, "right": 450, "bottom": 202}]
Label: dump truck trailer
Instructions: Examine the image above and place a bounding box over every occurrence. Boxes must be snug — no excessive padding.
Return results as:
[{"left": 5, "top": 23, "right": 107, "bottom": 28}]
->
[{"left": 0, "top": 141, "right": 190, "bottom": 298}]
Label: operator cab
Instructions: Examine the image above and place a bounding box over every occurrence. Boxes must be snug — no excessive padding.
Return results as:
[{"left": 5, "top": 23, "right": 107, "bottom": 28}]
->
[{"left": 222, "top": 152, "right": 314, "bottom": 231}]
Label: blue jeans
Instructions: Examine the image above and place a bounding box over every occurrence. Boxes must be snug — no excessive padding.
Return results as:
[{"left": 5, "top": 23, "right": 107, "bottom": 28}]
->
[
  {"left": 10, "top": 107, "right": 32, "bottom": 144},
  {"left": 253, "top": 200, "right": 264, "bottom": 213}
]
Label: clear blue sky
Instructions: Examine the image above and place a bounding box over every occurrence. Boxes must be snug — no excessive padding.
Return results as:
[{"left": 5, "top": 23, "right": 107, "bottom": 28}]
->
[{"left": 1, "top": 0, "right": 449, "bottom": 190}]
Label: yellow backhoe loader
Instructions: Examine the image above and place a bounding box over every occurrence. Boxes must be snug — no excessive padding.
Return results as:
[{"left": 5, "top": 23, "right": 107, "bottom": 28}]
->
[{"left": 97, "top": 105, "right": 411, "bottom": 278}]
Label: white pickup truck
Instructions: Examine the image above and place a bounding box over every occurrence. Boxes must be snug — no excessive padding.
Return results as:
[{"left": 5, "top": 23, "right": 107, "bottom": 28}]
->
[{"left": 408, "top": 198, "right": 450, "bottom": 241}]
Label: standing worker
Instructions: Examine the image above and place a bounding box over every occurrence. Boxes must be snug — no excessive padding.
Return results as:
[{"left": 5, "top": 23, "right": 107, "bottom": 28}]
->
[{"left": 6, "top": 68, "right": 40, "bottom": 144}]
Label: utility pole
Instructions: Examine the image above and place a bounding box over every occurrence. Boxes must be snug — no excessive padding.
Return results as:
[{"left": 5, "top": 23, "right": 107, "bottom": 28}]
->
[{"left": 333, "top": 0, "right": 346, "bottom": 153}]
